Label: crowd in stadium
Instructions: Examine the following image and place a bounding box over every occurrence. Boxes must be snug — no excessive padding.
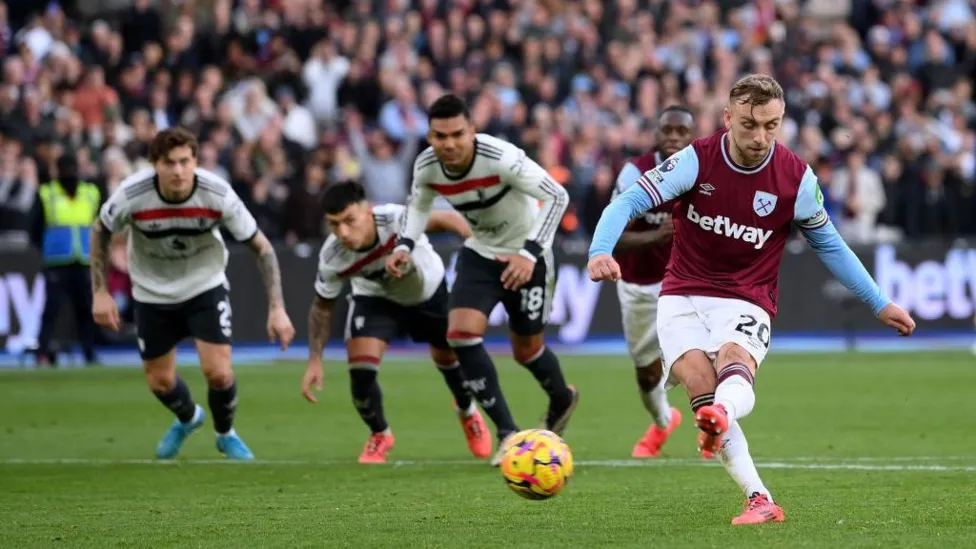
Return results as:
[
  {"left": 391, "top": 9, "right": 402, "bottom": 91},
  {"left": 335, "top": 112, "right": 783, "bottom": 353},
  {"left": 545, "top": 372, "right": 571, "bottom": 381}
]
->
[{"left": 0, "top": 0, "right": 974, "bottom": 250}]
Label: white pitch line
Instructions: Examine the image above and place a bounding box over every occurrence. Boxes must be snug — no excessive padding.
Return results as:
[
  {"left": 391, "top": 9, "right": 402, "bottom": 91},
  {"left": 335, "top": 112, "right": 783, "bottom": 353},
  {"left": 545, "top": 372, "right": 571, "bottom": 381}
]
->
[
  {"left": 1, "top": 457, "right": 975, "bottom": 472},
  {"left": 776, "top": 456, "right": 976, "bottom": 462}
]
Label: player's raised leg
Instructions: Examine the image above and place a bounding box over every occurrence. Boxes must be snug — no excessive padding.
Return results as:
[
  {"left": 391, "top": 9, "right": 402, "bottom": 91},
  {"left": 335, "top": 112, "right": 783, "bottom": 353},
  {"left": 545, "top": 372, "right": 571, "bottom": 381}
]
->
[
  {"left": 674, "top": 350, "right": 724, "bottom": 456},
  {"left": 346, "top": 337, "right": 395, "bottom": 464},
  {"left": 146, "top": 348, "right": 205, "bottom": 459},
  {"left": 429, "top": 345, "right": 492, "bottom": 458},
  {"left": 446, "top": 308, "right": 521, "bottom": 464},
  {"left": 713, "top": 342, "right": 758, "bottom": 428},
  {"left": 657, "top": 295, "right": 723, "bottom": 456},
  {"left": 197, "top": 339, "right": 252, "bottom": 461}
]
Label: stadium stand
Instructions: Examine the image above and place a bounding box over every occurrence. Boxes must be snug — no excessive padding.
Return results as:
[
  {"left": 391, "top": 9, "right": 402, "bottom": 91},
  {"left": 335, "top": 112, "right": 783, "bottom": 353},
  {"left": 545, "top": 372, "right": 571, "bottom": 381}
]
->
[{"left": 0, "top": 0, "right": 974, "bottom": 250}]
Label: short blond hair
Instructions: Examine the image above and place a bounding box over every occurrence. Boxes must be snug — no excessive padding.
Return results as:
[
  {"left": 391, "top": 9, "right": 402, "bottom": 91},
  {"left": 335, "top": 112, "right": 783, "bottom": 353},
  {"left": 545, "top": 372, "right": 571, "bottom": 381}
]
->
[{"left": 729, "top": 74, "right": 784, "bottom": 107}]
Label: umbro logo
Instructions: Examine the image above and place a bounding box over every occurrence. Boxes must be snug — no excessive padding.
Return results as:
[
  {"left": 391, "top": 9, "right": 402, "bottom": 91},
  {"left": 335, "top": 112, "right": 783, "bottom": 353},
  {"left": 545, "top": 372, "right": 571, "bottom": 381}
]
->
[{"left": 699, "top": 183, "right": 715, "bottom": 196}]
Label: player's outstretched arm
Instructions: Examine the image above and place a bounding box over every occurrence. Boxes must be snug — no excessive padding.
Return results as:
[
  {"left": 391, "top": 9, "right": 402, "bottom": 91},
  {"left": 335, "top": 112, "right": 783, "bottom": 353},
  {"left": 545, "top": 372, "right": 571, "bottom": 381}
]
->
[
  {"left": 795, "top": 167, "right": 915, "bottom": 336},
  {"left": 246, "top": 231, "right": 296, "bottom": 349},
  {"left": 588, "top": 146, "right": 699, "bottom": 278},
  {"left": 426, "top": 211, "right": 473, "bottom": 240},
  {"left": 89, "top": 219, "right": 120, "bottom": 331},
  {"left": 303, "top": 294, "right": 335, "bottom": 403},
  {"left": 586, "top": 185, "right": 652, "bottom": 282}
]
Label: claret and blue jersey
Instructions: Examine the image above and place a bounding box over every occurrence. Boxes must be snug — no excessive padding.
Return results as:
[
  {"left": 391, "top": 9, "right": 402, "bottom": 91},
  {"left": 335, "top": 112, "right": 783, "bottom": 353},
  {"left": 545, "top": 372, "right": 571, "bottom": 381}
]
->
[{"left": 590, "top": 130, "right": 890, "bottom": 319}]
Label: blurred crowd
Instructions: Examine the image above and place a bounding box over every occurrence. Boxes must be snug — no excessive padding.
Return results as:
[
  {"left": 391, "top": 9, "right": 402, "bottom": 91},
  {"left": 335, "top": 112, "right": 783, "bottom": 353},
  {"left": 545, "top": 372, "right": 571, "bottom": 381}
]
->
[{"left": 0, "top": 0, "right": 975, "bottom": 250}]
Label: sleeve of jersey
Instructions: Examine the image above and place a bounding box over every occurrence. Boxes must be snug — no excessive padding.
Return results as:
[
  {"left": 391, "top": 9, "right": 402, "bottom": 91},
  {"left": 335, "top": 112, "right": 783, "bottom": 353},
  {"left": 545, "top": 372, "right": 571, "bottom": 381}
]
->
[
  {"left": 314, "top": 264, "right": 344, "bottom": 300},
  {"left": 98, "top": 189, "right": 130, "bottom": 232},
  {"left": 795, "top": 166, "right": 891, "bottom": 316},
  {"left": 611, "top": 162, "right": 641, "bottom": 199},
  {"left": 396, "top": 166, "right": 436, "bottom": 253},
  {"left": 506, "top": 150, "right": 569, "bottom": 259},
  {"left": 221, "top": 187, "right": 259, "bottom": 242},
  {"left": 589, "top": 146, "right": 698, "bottom": 259}
]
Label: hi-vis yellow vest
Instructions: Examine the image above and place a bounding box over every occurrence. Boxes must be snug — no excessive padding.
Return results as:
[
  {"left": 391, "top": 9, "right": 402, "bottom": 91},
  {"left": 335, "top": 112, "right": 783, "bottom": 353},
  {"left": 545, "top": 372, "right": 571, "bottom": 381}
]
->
[{"left": 38, "top": 180, "right": 101, "bottom": 266}]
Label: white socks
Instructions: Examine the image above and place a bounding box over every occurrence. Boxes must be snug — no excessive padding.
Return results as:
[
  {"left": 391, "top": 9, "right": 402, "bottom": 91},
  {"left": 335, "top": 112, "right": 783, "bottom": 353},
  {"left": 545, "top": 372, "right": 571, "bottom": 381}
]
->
[
  {"left": 640, "top": 384, "right": 673, "bottom": 429},
  {"left": 715, "top": 364, "right": 756, "bottom": 423},
  {"left": 715, "top": 420, "right": 772, "bottom": 501}
]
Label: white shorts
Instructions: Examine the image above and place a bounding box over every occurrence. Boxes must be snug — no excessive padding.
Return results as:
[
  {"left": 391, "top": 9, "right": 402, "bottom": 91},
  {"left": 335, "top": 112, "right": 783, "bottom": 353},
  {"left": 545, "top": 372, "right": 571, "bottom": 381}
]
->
[
  {"left": 657, "top": 295, "right": 772, "bottom": 384},
  {"left": 616, "top": 280, "right": 663, "bottom": 367}
]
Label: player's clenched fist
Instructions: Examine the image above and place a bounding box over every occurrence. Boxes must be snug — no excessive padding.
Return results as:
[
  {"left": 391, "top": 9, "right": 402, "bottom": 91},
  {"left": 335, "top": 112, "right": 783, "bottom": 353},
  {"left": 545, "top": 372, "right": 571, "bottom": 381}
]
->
[
  {"left": 385, "top": 249, "right": 412, "bottom": 278},
  {"left": 268, "top": 306, "right": 296, "bottom": 350},
  {"left": 879, "top": 303, "right": 916, "bottom": 337},
  {"left": 92, "top": 291, "right": 120, "bottom": 332},
  {"left": 587, "top": 254, "right": 621, "bottom": 282}
]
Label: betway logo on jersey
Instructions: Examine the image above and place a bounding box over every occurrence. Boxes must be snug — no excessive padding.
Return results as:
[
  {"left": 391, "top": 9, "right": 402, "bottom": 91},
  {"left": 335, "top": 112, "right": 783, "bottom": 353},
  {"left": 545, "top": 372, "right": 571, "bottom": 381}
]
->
[{"left": 686, "top": 205, "right": 772, "bottom": 250}]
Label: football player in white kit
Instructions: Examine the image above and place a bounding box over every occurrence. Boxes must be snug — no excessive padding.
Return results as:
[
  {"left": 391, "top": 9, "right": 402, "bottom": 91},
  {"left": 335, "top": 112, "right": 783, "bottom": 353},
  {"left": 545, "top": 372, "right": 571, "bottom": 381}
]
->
[
  {"left": 91, "top": 127, "right": 295, "bottom": 461},
  {"left": 386, "top": 94, "right": 578, "bottom": 465},
  {"left": 300, "top": 181, "right": 493, "bottom": 464}
]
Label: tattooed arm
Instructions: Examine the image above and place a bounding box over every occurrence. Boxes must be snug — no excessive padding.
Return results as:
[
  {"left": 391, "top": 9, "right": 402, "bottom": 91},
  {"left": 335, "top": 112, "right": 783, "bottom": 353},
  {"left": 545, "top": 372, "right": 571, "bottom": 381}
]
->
[
  {"left": 90, "top": 219, "right": 112, "bottom": 293},
  {"left": 302, "top": 295, "right": 335, "bottom": 403},
  {"left": 90, "top": 219, "right": 120, "bottom": 331},
  {"left": 308, "top": 295, "right": 335, "bottom": 362},
  {"left": 245, "top": 230, "right": 285, "bottom": 310},
  {"left": 245, "top": 230, "right": 295, "bottom": 348}
]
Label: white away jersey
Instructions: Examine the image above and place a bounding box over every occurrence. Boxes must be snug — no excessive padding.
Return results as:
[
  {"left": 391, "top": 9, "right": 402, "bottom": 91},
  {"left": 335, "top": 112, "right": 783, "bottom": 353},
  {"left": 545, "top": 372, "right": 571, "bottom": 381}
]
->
[
  {"left": 99, "top": 167, "right": 258, "bottom": 304},
  {"left": 315, "top": 204, "right": 444, "bottom": 306},
  {"left": 400, "top": 134, "right": 569, "bottom": 259}
]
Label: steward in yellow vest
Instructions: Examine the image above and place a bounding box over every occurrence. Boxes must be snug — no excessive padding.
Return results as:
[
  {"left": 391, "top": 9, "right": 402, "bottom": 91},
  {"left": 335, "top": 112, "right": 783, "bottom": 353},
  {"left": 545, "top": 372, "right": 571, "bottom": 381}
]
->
[
  {"left": 31, "top": 154, "right": 100, "bottom": 366},
  {"left": 37, "top": 177, "right": 100, "bottom": 265}
]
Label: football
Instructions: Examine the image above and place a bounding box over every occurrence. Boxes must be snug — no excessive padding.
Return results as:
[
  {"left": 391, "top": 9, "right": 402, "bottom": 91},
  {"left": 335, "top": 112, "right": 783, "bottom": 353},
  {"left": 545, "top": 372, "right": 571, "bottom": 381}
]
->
[{"left": 499, "top": 429, "right": 574, "bottom": 500}]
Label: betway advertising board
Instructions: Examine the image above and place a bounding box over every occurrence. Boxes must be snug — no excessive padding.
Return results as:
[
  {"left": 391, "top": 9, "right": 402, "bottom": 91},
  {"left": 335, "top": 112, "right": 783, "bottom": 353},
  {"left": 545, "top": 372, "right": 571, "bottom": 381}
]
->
[{"left": 2, "top": 240, "right": 974, "bottom": 352}]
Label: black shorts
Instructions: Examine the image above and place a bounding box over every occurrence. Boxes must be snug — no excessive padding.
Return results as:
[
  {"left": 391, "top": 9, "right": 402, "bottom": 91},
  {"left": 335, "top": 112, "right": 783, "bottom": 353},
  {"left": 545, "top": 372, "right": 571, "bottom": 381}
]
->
[
  {"left": 344, "top": 282, "right": 450, "bottom": 349},
  {"left": 133, "top": 283, "right": 233, "bottom": 360},
  {"left": 449, "top": 247, "right": 554, "bottom": 336}
]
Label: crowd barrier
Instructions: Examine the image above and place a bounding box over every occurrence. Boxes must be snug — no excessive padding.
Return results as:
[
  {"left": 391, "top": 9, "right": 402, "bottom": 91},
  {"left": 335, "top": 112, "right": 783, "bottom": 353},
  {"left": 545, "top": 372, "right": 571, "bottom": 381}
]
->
[{"left": 2, "top": 238, "right": 975, "bottom": 352}]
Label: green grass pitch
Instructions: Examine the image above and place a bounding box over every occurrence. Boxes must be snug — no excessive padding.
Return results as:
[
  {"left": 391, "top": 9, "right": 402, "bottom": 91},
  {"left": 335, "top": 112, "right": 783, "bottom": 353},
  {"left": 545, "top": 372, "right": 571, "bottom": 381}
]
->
[{"left": 1, "top": 352, "right": 975, "bottom": 548}]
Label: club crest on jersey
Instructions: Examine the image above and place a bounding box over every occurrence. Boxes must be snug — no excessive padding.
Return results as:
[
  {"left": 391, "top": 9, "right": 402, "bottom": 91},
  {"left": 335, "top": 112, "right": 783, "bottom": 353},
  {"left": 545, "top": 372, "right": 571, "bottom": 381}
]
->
[
  {"left": 752, "top": 191, "right": 778, "bottom": 217},
  {"left": 660, "top": 156, "right": 679, "bottom": 173}
]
